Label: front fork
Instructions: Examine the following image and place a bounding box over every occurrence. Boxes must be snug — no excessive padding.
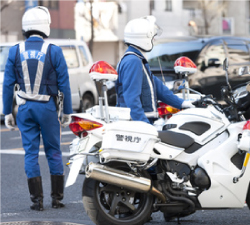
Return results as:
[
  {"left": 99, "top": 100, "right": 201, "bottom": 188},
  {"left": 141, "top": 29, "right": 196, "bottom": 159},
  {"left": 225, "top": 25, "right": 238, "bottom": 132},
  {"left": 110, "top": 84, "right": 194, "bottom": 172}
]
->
[{"left": 233, "top": 153, "right": 250, "bottom": 183}]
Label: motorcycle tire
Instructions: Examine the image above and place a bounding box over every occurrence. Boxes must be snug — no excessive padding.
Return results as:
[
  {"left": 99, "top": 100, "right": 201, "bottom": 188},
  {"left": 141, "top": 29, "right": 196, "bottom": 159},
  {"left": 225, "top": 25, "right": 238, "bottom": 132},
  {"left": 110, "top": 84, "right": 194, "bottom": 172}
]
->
[
  {"left": 164, "top": 210, "right": 195, "bottom": 222},
  {"left": 82, "top": 163, "right": 154, "bottom": 225},
  {"left": 246, "top": 182, "right": 250, "bottom": 209}
]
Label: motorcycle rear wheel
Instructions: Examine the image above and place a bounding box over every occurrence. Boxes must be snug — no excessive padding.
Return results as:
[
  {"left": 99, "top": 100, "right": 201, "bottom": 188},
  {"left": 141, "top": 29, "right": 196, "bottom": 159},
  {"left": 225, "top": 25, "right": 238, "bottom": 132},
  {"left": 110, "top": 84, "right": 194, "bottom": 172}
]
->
[{"left": 82, "top": 164, "right": 154, "bottom": 225}]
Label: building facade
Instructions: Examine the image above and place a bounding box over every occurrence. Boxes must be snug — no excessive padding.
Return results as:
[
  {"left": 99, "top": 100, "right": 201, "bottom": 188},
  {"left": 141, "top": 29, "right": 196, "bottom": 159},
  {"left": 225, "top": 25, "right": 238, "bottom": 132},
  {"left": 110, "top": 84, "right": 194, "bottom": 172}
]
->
[
  {"left": 0, "top": 0, "right": 75, "bottom": 42},
  {"left": 1, "top": 0, "right": 250, "bottom": 65}
]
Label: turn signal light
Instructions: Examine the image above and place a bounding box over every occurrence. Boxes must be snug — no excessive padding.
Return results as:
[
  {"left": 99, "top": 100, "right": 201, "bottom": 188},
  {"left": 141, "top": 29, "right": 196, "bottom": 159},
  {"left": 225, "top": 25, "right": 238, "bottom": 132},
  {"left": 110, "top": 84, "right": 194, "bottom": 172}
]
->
[
  {"left": 157, "top": 102, "right": 180, "bottom": 118},
  {"left": 243, "top": 120, "right": 250, "bottom": 130},
  {"left": 69, "top": 116, "right": 103, "bottom": 137}
]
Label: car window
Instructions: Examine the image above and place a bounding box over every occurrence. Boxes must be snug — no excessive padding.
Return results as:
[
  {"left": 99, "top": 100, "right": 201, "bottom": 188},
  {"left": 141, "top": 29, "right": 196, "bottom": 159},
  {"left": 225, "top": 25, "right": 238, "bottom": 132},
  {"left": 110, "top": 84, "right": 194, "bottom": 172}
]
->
[
  {"left": 78, "top": 46, "right": 89, "bottom": 66},
  {"left": 147, "top": 42, "right": 203, "bottom": 68},
  {"left": 227, "top": 44, "right": 250, "bottom": 64},
  {"left": 60, "top": 46, "right": 79, "bottom": 68},
  {"left": 196, "top": 41, "right": 226, "bottom": 71},
  {"left": 0, "top": 46, "right": 11, "bottom": 72}
]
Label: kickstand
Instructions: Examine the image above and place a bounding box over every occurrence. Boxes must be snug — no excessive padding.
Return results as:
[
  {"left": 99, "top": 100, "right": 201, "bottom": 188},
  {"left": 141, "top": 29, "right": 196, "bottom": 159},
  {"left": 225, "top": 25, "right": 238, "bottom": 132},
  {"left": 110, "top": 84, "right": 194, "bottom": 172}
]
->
[{"left": 177, "top": 217, "right": 181, "bottom": 224}]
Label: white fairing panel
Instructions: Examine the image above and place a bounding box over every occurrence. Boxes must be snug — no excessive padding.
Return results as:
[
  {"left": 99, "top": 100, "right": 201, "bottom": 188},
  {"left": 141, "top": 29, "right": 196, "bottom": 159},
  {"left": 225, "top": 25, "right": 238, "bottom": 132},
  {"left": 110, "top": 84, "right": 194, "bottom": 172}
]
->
[
  {"left": 165, "top": 106, "right": 229, "bottom": 146},
  {"left": 198, "top": 121, "right": 250, "bottom": 208}
]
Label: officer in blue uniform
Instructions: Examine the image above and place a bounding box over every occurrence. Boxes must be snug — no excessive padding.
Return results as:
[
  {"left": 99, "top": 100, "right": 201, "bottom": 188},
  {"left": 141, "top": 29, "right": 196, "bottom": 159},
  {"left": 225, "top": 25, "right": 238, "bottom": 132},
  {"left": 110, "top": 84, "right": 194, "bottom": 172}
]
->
[
  {"left": 3, "top": 6, "right": 73, "bottom": 211},
  {"left": 116, "top": 16, "right": 194, "bottom": 124}
]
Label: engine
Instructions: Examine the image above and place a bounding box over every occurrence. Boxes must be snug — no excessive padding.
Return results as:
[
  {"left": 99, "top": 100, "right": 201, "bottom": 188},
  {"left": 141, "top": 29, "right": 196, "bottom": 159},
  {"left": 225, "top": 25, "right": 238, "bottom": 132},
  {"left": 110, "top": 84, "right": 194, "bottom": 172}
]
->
[{"left": 162, "top": 160, "right": 211, "bottom": 190}]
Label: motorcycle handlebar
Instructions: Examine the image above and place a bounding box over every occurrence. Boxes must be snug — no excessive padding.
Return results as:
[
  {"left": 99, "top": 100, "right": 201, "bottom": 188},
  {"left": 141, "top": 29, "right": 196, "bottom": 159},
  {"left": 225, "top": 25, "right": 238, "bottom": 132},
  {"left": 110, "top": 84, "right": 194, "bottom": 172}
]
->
[{"left": 192, "top": 96, "right": 224, "bottom": 113}]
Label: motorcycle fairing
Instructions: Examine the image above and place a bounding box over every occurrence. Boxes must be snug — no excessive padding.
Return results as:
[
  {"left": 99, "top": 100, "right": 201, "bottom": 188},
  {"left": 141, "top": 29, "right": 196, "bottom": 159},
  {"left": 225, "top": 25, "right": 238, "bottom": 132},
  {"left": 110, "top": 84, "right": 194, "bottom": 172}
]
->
[
  {"left": 173, "top": 130, "right": 229, "bottom": 167},
  {"left": 198, "top": 121, "right": 250, "bottom": 208},
  {"left": 165, "top": 107, "right": 229, "bottom": 146},
  {"left": 179, "top": 121, "right": 211, "bottom": 136}
]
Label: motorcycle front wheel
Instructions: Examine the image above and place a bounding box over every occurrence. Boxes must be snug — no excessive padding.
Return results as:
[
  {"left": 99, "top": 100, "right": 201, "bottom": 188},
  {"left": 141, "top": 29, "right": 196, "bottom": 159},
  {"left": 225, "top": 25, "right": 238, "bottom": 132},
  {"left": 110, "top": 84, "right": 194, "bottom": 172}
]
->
[
  {"left": 82, "top": 165, "right": 154, "bottom": 225},
  {"left": 246, "top": 182, "right": 250, "bottom": 209}
]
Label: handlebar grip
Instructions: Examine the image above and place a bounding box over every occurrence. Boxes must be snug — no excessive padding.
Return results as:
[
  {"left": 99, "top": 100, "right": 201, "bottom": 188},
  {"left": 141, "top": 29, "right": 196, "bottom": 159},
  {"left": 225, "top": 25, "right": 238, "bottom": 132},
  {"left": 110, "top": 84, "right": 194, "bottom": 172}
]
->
[{"left": 192, "top": 99, "right": 207, "bottom": 108}]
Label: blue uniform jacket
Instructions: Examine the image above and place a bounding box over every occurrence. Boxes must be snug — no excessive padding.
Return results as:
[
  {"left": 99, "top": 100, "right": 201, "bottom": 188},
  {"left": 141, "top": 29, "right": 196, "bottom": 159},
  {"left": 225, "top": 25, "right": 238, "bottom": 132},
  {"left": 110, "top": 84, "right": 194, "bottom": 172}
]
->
[
  {"left": 3, "top": 36, "right": 73, "bottom": 115},
  {"left": 116, "top": 46, "right": 184, "bottom": 123}
]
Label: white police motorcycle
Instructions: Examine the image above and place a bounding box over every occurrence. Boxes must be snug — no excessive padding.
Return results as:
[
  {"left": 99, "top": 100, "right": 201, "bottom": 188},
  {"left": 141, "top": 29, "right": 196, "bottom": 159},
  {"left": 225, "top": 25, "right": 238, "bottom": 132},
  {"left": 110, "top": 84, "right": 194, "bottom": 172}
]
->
[{"left": 65, "top": 58, "right": 250, "bottom": 225}]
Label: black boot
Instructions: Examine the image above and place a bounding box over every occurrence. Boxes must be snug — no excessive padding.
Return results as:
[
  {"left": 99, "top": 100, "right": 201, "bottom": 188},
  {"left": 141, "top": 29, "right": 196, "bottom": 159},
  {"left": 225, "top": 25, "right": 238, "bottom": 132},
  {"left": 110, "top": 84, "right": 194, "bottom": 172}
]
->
[
  {"left": 51, "top": 175, "right": 65, "bottom": 208},
  {"left": 28, "top": 176, "right": 44, "bottom": 211}
]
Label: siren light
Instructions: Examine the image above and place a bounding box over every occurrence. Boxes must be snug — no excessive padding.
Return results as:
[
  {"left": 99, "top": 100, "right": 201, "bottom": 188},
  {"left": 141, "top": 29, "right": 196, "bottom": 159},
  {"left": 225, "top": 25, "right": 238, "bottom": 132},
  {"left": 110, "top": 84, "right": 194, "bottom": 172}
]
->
[
  {"left": 89, "top": 61, "right": 118, "bottom": 81},
  {"left": 174, "top": 57, "right": 197, "bottom": 74}
]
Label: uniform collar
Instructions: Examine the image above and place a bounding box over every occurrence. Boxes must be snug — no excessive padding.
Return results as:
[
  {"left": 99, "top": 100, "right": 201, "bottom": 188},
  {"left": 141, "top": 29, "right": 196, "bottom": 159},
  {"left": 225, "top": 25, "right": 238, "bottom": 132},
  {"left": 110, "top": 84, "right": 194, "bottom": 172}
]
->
[
  {"left": 127, "top": 46, "right": 148, "bottom": 62},
  {"left": 26, "top": 36, "right": 44, "bottom": 42}
]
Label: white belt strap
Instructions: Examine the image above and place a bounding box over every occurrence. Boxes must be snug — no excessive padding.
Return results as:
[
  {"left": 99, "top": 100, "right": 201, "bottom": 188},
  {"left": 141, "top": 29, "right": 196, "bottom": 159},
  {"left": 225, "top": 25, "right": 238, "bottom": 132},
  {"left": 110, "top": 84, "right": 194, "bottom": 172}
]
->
[
  {"left": 145, "top": 111, "right": 159, "bottom": 118},
  {"left": 19, "top": 42, "right": 51, "bottom": 101},
  {"left": 17, "top": 90, "right": 50, "bottom": 102}
]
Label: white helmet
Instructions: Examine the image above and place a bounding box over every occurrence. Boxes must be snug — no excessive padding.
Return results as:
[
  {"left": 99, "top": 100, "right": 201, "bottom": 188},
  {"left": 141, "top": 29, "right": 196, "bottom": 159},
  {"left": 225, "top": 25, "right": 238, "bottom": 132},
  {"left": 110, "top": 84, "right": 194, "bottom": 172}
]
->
[
  {"left": 124, "top": 16, "right": 162, "bottom": 52},
  {"left": 22, "top": 6, "right": 51, "bottom": 38}
]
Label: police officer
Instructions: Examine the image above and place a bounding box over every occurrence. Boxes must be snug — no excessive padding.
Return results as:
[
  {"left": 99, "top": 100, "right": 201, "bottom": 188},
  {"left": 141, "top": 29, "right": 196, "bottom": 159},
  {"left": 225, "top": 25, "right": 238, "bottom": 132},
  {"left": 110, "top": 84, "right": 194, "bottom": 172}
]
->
[
  {"left": 116, "top": 16, "right": 194, "bottom": 124},
  {"left": 3, "top": 6, "right": 73, "bottom": 211}
]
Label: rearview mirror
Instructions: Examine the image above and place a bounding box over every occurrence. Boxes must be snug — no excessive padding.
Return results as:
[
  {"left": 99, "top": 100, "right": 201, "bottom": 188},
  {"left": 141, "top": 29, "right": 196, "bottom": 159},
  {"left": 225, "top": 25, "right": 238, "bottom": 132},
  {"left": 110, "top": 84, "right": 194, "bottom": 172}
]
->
[
  {"left": 239, "top": 66, "right": 250, "bottom": 76},
  {"left": 223, "top": 58, "right": 228, "bottom": 71},
  {"left": 208, "top": 58, "right": 221, "bottom": 67}
]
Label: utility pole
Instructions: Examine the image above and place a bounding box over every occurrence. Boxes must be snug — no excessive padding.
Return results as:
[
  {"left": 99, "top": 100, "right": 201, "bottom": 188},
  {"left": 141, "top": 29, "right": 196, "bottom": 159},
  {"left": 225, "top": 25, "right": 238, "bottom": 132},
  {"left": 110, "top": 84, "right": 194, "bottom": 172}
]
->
[
  {"left": 1, "top": 0, "right": 13, "bottom": 12},
  {"left": 89, "top": 0, "right": 94, "bottom": 54}
]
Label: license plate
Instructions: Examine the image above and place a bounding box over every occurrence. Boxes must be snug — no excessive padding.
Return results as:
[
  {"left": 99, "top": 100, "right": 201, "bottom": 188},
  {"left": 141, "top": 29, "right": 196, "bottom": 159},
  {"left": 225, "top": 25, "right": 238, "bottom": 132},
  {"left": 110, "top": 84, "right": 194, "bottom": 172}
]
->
[
  {"left": 78, "top": 137, "right": 89, "bottom": 152},
  {"left": 69, "top": 137, "right": 89, "bottom": 156}
]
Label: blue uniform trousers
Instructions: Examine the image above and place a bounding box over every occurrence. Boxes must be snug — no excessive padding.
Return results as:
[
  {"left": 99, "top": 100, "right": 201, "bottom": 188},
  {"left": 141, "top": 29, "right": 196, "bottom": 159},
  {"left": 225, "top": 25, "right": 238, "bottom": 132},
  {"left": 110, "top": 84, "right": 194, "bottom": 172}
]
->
[{"left": 16, "top": 98, "right": 63, "bottom": 178}]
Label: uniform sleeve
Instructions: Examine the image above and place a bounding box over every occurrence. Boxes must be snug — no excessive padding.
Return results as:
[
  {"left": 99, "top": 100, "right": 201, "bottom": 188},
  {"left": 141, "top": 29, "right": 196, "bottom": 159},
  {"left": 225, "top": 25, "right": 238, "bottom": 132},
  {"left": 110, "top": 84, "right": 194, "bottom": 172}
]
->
[
  {"left": 120, "top": 56, "right": 150, "bottom": 123},
  {"left": 2, "top": 46, "right": 17, "bottom": 115},
  {"left": 153, "top": 75, "right": 184, "bottom": 109},
  {"left": 50, "top": 45, "right": 73, "bottom": 114}
]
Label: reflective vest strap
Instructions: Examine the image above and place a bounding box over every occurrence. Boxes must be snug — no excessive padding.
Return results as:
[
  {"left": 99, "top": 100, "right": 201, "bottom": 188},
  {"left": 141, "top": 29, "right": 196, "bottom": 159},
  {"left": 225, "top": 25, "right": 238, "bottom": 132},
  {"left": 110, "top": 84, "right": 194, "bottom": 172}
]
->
[
  {"left": 33, "top": 42, "right": 49, "bottom": 94},
  {"left": 116, "top": 51, "right": 143, "bottom": 72},
  {"left": 19, "top": 42, "right": 25, "bottom": 53},
  {"left": 19, "top": 42, "right": 51, "bottom": 101},
  {"left": 41, "top": 42, "right": 49, "bottom": 54},
  {"left": 19, "top": 42, "right": 32, "bottom": 94},
  {"left": 141, "top": 64, "right": 157, "bottom": 113}
]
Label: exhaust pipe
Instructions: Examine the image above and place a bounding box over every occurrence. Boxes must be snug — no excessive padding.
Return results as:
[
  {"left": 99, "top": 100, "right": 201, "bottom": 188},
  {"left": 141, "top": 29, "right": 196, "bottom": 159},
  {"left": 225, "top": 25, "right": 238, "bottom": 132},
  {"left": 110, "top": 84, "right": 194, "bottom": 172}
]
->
[{"left": 85, "top": 162, "right": 166, "bottom": 203}]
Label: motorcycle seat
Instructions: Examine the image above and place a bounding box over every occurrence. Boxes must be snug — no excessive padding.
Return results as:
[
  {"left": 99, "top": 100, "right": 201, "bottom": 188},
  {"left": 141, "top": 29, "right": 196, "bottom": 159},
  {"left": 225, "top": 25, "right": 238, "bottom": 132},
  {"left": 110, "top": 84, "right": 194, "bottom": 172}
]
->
[{"left": 158, "top": 130, "right": 194, "bottom": 148}]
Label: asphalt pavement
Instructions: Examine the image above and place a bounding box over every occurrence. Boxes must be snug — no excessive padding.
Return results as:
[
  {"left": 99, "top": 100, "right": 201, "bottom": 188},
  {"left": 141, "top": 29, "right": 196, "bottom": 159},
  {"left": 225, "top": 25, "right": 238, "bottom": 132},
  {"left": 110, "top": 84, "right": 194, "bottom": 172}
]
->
[{"left": 1, "top": 124, "right": 250, "bottom": 225}]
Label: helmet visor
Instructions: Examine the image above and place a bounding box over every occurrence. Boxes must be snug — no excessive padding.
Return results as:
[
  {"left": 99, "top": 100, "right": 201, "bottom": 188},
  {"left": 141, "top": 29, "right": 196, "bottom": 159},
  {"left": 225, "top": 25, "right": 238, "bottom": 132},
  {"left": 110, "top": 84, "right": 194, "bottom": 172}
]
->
[
  {"left": 154, "top": 23, "right": 163, "bottom": 37},
  {"left": 143, "top": 16, "right": 162, "bottom": 37}
]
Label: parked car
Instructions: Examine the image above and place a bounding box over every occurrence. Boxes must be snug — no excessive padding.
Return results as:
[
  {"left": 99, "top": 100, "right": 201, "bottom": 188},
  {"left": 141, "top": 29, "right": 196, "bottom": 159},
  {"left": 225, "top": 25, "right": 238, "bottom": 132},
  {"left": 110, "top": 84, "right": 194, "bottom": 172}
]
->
[
  {"left": 0, "top": 39, "right": 98, "bottom": 119},
  {"left": 146, "top": 36, "right": 250, "bottom": 102}
]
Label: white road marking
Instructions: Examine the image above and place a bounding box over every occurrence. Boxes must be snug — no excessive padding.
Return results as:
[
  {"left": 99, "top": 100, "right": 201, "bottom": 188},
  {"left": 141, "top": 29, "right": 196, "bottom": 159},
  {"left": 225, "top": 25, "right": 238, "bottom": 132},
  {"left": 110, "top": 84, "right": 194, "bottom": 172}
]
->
[
  {"left": 9, "top": 131, "right": 74, "bottom": 140},
  {"left": 1, "top": 213, "right": 20, "bottom": 217},
  {"left": 0, "top": 149, "right": 70, "bottom": 156}
]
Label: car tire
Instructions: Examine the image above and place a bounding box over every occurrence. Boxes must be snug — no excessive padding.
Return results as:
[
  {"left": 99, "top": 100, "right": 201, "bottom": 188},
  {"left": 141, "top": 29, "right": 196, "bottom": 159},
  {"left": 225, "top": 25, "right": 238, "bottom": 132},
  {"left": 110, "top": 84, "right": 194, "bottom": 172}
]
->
[{"left": 79, "top": 93, "right": 94, "bottom": 112}]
